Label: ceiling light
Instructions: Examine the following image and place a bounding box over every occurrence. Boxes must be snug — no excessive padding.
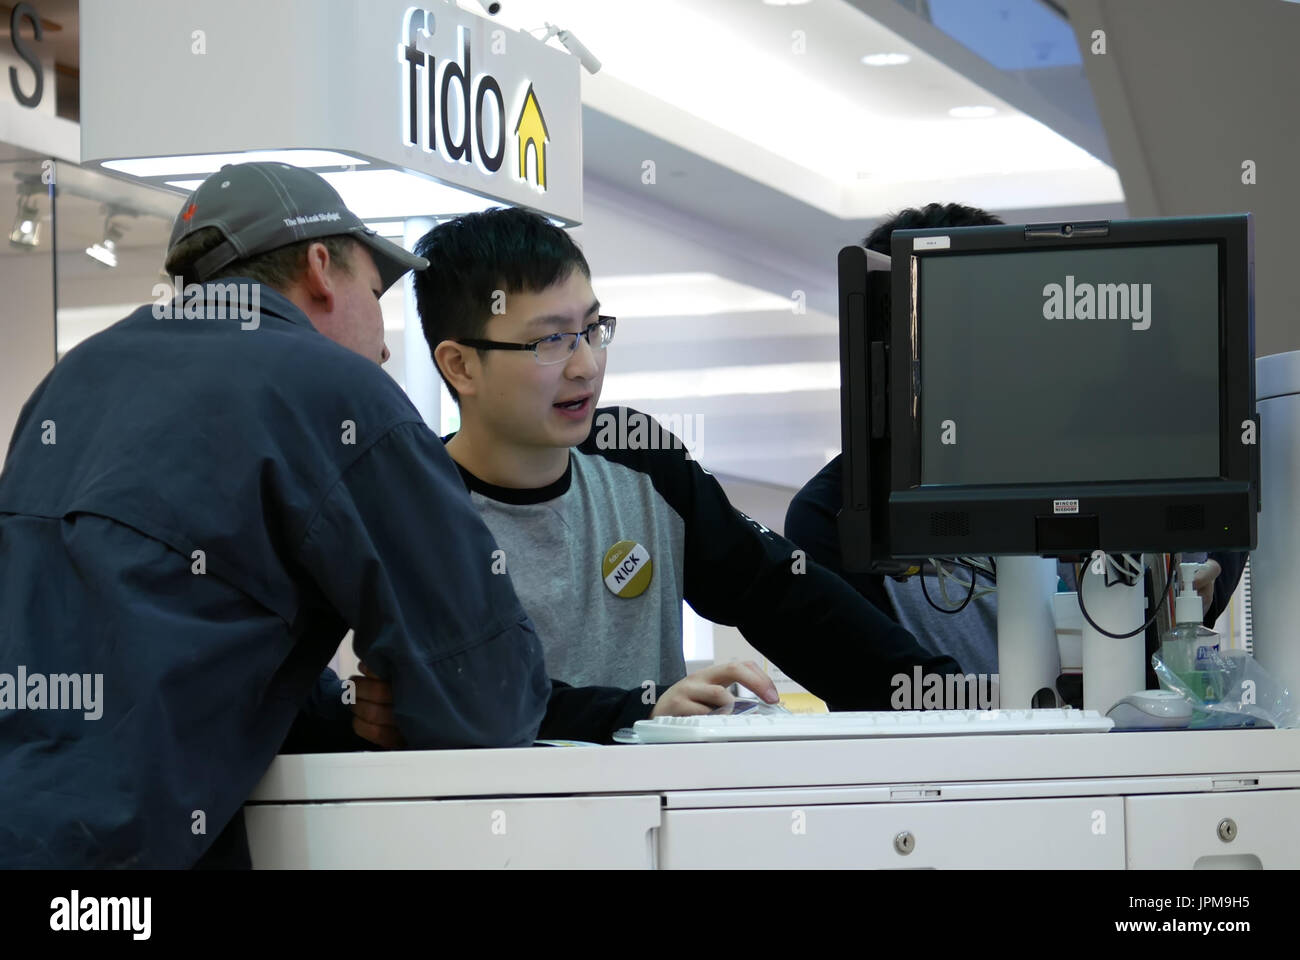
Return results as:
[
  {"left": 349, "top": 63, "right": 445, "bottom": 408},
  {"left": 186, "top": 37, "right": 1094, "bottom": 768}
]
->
[
  {"left": 103, "top": 150, "right": 368, "bottom": 179},
  {"left": 165, "top": 168, "right": 506, "bottom": 221},
  {"left": 8, "top": 193, "right": 40, "bottom": 248},
  {"left": 861, "top": 53, "right": 911, "bottom": 66},
  {"left": 949, "top": 105, "right": 998, "bottom": 118},
  {"left": 320, "top": 170, "right": 503, "bottom": 220}
]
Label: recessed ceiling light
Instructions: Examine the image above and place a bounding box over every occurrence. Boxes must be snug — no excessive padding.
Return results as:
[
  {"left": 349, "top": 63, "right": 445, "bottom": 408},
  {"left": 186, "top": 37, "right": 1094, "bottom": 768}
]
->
[
  {"left": 949, "top": 105, "right": 998, "bottom": 119},
  {"left": 861, "top": 53, "right": 911, "bottom": 66}
]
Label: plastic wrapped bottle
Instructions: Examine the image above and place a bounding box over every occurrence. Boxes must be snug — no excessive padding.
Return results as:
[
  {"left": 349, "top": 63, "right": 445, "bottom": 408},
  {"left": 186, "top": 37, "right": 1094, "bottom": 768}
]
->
[{"left": 1159, "top": 562, "right": 1222, "bottom": 703}]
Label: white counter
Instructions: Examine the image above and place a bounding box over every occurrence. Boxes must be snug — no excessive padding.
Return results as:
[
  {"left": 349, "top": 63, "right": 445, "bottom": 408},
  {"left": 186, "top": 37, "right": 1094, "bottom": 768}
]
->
[{"left": 245, "top": 728, "right": 1300, "bottom": 869}]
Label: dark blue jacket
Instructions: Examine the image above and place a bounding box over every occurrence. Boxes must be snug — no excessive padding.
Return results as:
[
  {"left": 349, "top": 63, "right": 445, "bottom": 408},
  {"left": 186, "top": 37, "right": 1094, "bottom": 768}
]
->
[{"left": 0, "top": 283, "right": 550, "bottom": 867}]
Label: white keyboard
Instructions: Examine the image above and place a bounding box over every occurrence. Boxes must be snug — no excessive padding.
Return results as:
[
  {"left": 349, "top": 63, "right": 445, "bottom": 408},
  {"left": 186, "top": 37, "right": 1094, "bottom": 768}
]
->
[{"left": 631, "top": 708, "right": 1113, "bottom": 744}]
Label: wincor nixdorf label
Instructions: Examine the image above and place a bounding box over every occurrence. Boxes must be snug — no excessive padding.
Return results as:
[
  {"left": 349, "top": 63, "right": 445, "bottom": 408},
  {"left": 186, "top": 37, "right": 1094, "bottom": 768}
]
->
[{"left": 1053, "top": 499, "right": 1079, "bottom": 514}]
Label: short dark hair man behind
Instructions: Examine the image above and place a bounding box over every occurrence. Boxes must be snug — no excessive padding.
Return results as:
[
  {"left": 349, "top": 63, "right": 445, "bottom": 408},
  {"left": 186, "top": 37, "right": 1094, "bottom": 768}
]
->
[
  {"left": 790, "top": 204, "right": 1004, "bottom": 584},
  {"left": 0, "top": 163, "right": 550, "bottom": 867},
  {"left": 861, "top": 201, "right": 1004, "bottom": 253},
  {"left": 785, "top": 203, "right": 1007, "bottom": 675}
]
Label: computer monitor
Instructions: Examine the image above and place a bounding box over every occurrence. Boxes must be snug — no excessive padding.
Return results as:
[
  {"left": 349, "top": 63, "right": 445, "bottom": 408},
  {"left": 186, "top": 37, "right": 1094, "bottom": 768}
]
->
[{"left": 839, "top": 214, "right": 1257, "bottom": 567}]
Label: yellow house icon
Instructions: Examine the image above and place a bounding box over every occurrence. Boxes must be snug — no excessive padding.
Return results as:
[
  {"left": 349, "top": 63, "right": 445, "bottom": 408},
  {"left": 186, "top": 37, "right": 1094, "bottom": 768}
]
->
[{"left": 514, "top": 83, "right": 549, "bottom": 190}]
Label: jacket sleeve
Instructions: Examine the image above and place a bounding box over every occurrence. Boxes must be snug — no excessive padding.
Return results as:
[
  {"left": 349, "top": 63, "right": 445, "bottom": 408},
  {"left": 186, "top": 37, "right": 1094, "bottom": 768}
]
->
[
  {"left": 538, "top": 680, "right": 659, "bottom": 744},
  {"left": 297, "top": 421, "right": 551, "bottom": 749},
  {"left": 1205, "top": 550, "right": 1248, "bottom": 628},
  {"left": 783, "top": 453, "right": 900, "bottom": 624},
  {"left": 586, "top": 409, "right": 964, "bottom": 711}
]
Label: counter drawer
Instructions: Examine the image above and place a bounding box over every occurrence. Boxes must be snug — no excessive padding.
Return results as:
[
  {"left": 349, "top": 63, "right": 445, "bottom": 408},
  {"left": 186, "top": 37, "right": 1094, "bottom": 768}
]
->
[
  {"left": 247, "top": 795, "right": 661, "bottom": 869},
  {"left": 1125, "top": 789, "right": 1300, "bottom": 868},
  {"left": 660, "top": 796, "right": 1125, "bottom": 869}
]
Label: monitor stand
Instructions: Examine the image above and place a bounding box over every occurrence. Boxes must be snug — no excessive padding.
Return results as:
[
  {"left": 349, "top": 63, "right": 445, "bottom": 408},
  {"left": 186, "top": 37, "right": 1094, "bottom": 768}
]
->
[
  {"left": 1079, "top": 558, "right": 1146, "bottom": 714},
  {"left": 995, "top": 556, "right": 1062, "bottom": 709}
]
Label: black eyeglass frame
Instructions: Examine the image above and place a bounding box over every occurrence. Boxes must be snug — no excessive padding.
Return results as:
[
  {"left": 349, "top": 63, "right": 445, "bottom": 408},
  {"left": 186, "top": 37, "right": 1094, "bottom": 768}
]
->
[{"left": 457, "top": 316, "right": 618, "bottom": 365}]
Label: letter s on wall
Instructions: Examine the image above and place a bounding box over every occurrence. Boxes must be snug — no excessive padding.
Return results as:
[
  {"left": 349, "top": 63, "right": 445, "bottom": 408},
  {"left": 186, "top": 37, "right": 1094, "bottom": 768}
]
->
[{"left": 9, "top": 3, "right": 44, "bottom": 108}]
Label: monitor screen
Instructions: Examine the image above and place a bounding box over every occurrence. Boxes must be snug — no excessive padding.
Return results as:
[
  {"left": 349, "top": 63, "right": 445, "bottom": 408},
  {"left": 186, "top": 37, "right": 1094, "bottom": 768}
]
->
[{"left": 918, "top": 243, "right": 1221, "bottom": 486}]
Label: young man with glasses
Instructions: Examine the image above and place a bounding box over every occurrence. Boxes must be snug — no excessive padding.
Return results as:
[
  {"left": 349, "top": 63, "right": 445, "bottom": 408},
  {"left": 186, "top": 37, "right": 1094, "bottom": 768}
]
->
[{"left": 348, "top": 208, "right": 963, "bottom": 746}]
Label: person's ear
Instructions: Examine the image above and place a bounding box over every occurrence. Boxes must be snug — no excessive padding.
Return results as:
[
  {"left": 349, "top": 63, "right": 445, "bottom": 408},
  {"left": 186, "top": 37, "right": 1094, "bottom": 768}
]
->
[
  {"left": 434, "top": 340, "right": 480, "bottom": 399},
  {"left": 300, "top": 242, "right": 338, "bottom": 312}
]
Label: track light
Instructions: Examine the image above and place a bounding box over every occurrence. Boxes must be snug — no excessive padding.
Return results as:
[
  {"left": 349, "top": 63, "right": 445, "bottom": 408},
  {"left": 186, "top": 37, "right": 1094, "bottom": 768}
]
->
[
  {"left": 542, "top": 22, "right": 601, "bottom": 74},
  {"left": 86, "top": 209, "right": 128, "bottom": 268},
  {"left": 85, "top": 236, "right": 117, "bottom": 268},
  {"left": 8, "top": 192, "right": 40, "bottom": 249},
  {"left": 477, "top": 0, "right": 501, "bottom": 14}
]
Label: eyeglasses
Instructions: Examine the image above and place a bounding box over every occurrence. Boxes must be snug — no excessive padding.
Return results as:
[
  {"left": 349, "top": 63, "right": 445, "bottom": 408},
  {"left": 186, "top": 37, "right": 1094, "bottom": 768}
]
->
[{"left": 458, "top": 315, "right": 617, "bottom": 365}]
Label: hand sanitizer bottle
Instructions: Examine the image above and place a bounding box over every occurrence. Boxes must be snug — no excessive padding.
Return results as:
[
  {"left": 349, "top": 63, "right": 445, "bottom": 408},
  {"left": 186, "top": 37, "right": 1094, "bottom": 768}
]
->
[{"left": 1160, "top": 562, "right": 1222, "bottom": 703}]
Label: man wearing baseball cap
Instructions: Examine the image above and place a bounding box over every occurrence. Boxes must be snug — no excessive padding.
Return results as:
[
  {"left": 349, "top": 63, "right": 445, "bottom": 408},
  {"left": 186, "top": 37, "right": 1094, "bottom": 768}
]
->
[{"left": 0, "top": 162, "right": 551, "bottom": 867}]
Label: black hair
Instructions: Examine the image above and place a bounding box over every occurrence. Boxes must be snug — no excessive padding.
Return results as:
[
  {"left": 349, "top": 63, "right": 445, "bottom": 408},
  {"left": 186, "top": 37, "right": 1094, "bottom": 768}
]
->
[
  {"left": 412, "top": 207, "right": 592, "bottom": 402},
  {"left": 863, "top": 202, "right": 1004, "bottom": 256}
]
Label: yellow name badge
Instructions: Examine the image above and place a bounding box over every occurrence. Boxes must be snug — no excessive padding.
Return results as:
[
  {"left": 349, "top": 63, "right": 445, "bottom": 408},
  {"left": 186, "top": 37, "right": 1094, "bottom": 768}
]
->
[{"left": 602, "top": 540, "right": 653, "bottom": 598}]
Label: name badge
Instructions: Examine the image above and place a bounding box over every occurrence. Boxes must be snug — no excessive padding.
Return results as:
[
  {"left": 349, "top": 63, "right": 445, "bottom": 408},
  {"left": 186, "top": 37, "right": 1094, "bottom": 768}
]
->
[{"left": 602, "top": 540, "right": 653, "bottom": 598}]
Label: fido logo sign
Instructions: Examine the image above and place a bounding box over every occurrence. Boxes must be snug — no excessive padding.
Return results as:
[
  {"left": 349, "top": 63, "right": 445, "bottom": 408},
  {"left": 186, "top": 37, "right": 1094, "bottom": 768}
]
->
[{"left": 399, "top": 7, "right": 550, "bottom": 190}]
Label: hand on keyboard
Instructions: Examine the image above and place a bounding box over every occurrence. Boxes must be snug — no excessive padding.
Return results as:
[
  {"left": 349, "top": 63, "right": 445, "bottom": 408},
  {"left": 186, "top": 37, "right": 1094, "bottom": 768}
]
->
[
  {"left": 651, "top": 662, "right": 780, "bottom": 718},
  {"left": 710, "top": 698, "right": 790, "bottom": 717}
]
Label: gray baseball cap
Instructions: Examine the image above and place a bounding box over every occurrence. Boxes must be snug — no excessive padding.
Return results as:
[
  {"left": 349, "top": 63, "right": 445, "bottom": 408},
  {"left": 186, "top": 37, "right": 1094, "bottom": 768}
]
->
[{"left": 166, "top": 162, "right": 427, "bottom": 291}]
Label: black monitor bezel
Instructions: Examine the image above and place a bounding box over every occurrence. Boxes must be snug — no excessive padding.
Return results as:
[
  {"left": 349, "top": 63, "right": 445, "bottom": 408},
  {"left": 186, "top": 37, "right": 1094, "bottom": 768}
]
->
[
  {"left": 837, "top": 245, "right": 906, "bottom": 574},
  {"left": 881, "top": 214, "right": 1256, "bottom": 559}
]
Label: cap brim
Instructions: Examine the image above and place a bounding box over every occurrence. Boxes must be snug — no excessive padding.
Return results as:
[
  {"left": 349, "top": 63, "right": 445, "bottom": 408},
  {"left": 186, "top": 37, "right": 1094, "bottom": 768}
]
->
[{"left": 350, "top": 228, "right": 429, "bottom": 292}]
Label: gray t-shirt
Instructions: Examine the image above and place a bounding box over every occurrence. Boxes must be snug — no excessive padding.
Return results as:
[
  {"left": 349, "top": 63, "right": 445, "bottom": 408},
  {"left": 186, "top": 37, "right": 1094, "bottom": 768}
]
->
[
  {"left": 454, "top": 447, "right": 689, "bottom": 691},
  {"left": 446, "top": 406, "right": 954, "bottom": 712}
]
